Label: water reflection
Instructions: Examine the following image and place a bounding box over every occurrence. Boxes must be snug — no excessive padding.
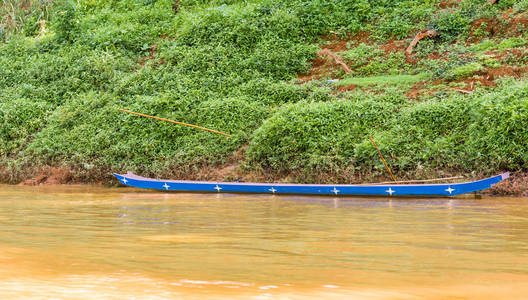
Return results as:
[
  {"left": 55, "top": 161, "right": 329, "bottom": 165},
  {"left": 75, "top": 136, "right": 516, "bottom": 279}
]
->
[{"left": 0, "top": 185, "right": 527, "bottom": 299}]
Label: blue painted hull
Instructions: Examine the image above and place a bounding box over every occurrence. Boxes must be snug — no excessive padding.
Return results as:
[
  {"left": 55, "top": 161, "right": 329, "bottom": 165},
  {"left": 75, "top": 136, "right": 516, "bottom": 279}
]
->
[{"left": 113, "top": 172, "right": 509, "bottom": 197}]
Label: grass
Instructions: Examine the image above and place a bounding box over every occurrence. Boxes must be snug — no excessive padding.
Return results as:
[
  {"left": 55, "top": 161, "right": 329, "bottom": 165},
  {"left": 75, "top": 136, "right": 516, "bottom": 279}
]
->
[
  {"left": 336, "top": 74, "right": 429, "bottom": 87},
  {"left": 447, "top": 63, "right": 484, "bottom": 80},
  {"left": 470, "top": 37, "right": 528, "bottom": 52}
]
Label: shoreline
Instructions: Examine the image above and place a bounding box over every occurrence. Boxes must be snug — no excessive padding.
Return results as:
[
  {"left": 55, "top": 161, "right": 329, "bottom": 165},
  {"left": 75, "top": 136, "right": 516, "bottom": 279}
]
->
[{"left": 4, "top": 167, "right": 526, "bottom": 197}]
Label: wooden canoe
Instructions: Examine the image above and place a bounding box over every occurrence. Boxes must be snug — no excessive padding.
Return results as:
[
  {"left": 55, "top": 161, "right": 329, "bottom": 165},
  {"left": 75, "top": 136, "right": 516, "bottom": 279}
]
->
[{"left": 113, "top": 172, "right": 509, "bottom": 197}]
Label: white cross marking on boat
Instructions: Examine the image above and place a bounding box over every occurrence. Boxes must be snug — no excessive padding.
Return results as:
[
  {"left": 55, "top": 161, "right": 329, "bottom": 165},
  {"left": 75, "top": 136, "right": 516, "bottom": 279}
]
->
[
  {"left": 163, "top": 183, "right": 170, "bottom": 190},
  {"left": 269, "top": 187, "right": 277, "bottom": 193},
  {"left": 386, "top": 188, "right": 395, "bottom": 196},
  {"left": 332, "top": 187, "right": 340, "bottom": 195},
  {"left": 214, "top": 185, "right": 222, "bottom": 192},
  {"left": 121, "top": 177, "right": 128, "bottom": 184},
  {"left": 445, "top": 186, "right": 455, "bottom": 194}
]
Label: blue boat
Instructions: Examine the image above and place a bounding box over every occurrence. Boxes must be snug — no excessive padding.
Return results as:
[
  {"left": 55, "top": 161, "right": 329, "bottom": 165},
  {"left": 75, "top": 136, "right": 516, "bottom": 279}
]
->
[{"left": 113, "top": 172, "right": 509, "bottom": 197}]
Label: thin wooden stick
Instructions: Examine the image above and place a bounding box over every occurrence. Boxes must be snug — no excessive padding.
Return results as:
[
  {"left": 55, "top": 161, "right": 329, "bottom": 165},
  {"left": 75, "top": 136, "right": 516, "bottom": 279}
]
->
[
  {"left": 352, "top": 176, "right": 466, "bottom": 185},
  {"left": 317, "top": 49, "right": 351, "bottom": 74},
  {"left": 369, "top": 136, "right": 397, "bottom": 182},
  {"left": 117, "top": 108, "right": 231, "bottom": 137},
  {"left": 377, "top": 176, "right": 464, "bottom": 184}
]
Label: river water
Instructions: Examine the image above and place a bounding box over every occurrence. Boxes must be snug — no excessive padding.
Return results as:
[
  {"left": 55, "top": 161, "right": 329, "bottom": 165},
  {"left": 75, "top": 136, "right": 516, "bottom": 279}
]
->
[{"left": 0, "top": 185, "right": 527, "bottom": 299}]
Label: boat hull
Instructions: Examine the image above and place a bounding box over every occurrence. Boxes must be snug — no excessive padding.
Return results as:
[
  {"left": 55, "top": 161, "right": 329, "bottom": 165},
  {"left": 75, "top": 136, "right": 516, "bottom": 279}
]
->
[{"left": 113, "top": 172, "right": 509, "bottom": 197}]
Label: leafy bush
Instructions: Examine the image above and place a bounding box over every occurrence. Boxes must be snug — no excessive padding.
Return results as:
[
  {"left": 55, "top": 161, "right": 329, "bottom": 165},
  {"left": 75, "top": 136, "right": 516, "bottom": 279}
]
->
[
  {"left": 354, "top": 97, "right": 472, "bottom": 173},
  {"left": 341, "top": 43, "right": 384, "bottom": 69},
  {"left": 356, "top": 80, "right": 528, "bottom": 174},
  {"left": 236, "top": 79, "right": 334, "bottom": 106},
  {"left": 53, "top": 1, "right": 79, "bottom": 42},
  {"left": 246, "top": 96, "right": 400, "bottom": 174},
  {"left": 470, "top": 39, "right": 498, "bottom": 52},
  {"left": 464, "top": 80, "right": 528, "bottom": 170},
  {"left": 429, "top": 9, "right": 472, "bottom": 42},
  {"left": 28, "top": 92, "right": 266, "bottom": 173},
  {"left": 0, "top": 97, "right": 52, "bottom": 157},
  {"left": 247, "top": 80, "right": 528, "bottom": 178}
]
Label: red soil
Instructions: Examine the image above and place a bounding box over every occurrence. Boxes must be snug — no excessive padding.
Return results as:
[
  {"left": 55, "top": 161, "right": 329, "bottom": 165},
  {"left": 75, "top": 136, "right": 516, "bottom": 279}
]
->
[
  {"left": 406, "top": 80, "right": 443, "bottom": 99},
  {"left": 348, "top": 31, "right": 372, "bottom": 46},
  {"left": 487, "top": 65, "right": 527, "bottom": 79},
  {"left": 298, "top": 32, "right": 375, "bottom": 82},
  {"left": 321, "top": 37, "right": 348, "bottom": 52},
  {"left": 19, "top": 167, "right": 72, "bottom": 186},
  {"left": 427, "top": 51, "right": 449, "bottom": 60},
  {"left": 380, "top": 39, "right": 407, "bottom": 54},
  {"left": 299, "top": 8, "right": 528, "bottom": 95},
  {"left": 334, "top": 84, "right": 357, "bottom": 93},
  {"left": 468, "top": 18, "right": 501, "bottom": 42},
  {"left": 297, "top": 55, "right": 339, "bottom": 82},
  {"left": 407, "top": 65, "right": 528, "bottom": 98},
  {"left": 459, "top": 66, "right": 528, "bottom": 91},
  {"left": 438, "top": 1, "right": 459, "bottom": 9},
  {"left": 469, "top": 11, "right": 528, "bottom": 42}
]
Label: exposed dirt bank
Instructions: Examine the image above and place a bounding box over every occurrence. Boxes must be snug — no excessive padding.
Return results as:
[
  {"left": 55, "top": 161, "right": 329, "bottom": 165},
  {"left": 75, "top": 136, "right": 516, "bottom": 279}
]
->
[
  {"left": 7, "top": 165, "right": 526, "bottom": 196},
  {"left": 298, "top": 10, "right": 528, "bottom": 98}
]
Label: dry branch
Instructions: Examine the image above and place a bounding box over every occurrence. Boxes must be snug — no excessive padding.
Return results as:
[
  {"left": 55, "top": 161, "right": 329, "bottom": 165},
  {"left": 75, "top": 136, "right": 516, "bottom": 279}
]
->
[
  {"left": 317, "top": 49, "right": 351, "bottom": 74},
  {"left": 405, "top": 29, "right": 438, "bottom": 56},
  {"left": 452, "top": 88, "right": 472, "bottom": 94}
]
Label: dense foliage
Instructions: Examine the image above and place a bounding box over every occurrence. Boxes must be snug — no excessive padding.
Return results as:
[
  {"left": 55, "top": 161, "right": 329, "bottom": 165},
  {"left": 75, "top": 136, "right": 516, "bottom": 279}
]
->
[
  {"left": 248, "top": 81, "right": 528, "bottom": 180},
  {"left": 1, "top": 0, "right": 527, "bottom": 183}
]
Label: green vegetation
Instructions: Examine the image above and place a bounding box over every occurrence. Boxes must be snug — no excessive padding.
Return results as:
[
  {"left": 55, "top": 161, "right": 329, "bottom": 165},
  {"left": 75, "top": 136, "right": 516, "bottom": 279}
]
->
[
  {"left": 447, "top": 62, "right": 484, "bottom": 80},
  {"left": 249, "top": 80, "right": 528, "bottom": 181},
  {"left": 471, "top": 37, "right": 528, "bottom": 52},
  {"left": 367, "top": 80, "right": 528, "bottom": 172},
  {"left": 1, "top": 0, "right": 528, "bottom": 185},
  {"left": 341, "top": 44, "right": 384, "bottom": 69},
  {"left": 337, "top": 74, "right": 428, "bottom": 87},
  {"left": 0, "top": 0, "right": 53, "bottom": 39}
]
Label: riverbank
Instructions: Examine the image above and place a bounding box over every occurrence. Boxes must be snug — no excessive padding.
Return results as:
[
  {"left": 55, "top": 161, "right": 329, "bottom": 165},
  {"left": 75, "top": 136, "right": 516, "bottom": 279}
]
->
[
  {"left": 5, "top": 164, "right": 526, "bottom": 196},
  {"left": 1, "top": 1, "right": 527, "bottom": 195}
]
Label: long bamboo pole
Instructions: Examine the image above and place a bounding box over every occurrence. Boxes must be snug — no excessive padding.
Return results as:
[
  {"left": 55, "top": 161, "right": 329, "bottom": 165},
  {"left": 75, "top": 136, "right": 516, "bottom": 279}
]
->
[
  {"left": 369, "top": 136, "right": 397, "bottom": 182},
  {"left": 117, "top": 108, "right": 231, "bottom": 137},
  {"left": 377, "top": 176, "right": 464, "bottom": 184},
  {"left": 351, "top": 176, "right": 465, "bottom": 185}
]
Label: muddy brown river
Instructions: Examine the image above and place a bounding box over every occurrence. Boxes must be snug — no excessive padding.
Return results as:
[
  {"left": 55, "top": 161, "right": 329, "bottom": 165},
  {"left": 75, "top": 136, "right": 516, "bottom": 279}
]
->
[{"left": 0, "top": 185, "right": 527, "bottom": 299}]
